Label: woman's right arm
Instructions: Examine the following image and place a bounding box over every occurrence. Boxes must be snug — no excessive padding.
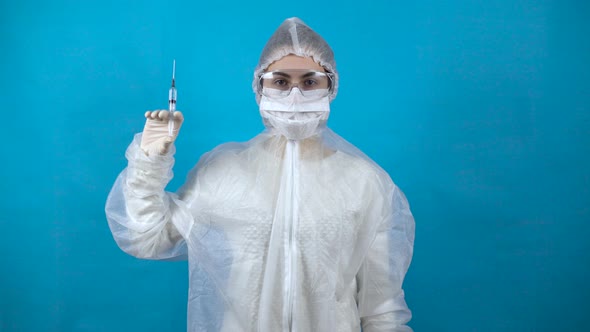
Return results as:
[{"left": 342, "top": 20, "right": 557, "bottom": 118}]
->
[{"left": 105, "top": 111, "right": 192, "bottom": 260}]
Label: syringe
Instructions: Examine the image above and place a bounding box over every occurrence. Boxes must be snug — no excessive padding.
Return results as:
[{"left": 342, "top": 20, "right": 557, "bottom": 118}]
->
[{"left": 168, "top": 60, "right": 177, "bottom": 137}]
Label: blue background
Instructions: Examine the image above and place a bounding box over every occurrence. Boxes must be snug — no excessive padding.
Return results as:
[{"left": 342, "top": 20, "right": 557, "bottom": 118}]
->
[{"left": 1, "top": 0, "right": 589, "bottom": 331}]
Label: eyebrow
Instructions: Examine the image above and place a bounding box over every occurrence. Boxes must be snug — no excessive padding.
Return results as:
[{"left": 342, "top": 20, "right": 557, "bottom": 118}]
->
[
  {"left": 272, "top": 72, "right": 292, "bottom": 78},
  {"left": 301, "top": 72, "right": 318, "bottom": 78},
  {"left": 272, "top": 71, "right": 319, "bottom": 79}
]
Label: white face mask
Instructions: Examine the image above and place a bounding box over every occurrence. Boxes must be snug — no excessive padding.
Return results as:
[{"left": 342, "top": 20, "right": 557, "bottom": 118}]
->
[{"left": 259, "top": 88, "right": 330, "bottom": 140}]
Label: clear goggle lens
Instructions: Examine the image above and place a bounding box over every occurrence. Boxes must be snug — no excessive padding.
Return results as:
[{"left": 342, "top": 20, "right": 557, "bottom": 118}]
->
[{"left": 259, "top": 70, "right": 333, "bottom": 99}]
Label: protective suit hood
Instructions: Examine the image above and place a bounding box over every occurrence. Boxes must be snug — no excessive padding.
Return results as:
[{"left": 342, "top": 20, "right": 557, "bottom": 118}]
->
[{"left": 253, "top": 17, "right": 339, "bottom": 103}]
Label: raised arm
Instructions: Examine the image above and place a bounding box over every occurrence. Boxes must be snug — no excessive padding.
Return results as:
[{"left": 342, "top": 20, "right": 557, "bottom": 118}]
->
[{"left": 105, "top": 110, "right": 192, "bottom": 260}]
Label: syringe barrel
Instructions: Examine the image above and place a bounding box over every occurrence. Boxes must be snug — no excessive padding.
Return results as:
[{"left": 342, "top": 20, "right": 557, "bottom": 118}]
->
[{"left": 168, "top": 87, "right": 177, "bottom": 112}]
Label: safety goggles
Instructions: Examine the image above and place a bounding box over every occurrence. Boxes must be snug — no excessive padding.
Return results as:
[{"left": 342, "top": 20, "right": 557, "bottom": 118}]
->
[{"left": 258, "top": 69, "right": 334, "bottom": 99}]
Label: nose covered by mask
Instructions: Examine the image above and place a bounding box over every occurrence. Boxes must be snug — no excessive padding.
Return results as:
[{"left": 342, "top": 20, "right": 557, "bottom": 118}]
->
[{"left": 259, "top": 88, "right": 330, "bottom": 140}]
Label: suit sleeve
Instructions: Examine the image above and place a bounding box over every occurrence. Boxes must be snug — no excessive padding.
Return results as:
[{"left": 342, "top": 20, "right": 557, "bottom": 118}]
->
[
  {"left": 105, "top": 133, "right": 193, "bottom": 260},
  {"left": 357, "top": 185, "right": 415, "bottom": 332}
]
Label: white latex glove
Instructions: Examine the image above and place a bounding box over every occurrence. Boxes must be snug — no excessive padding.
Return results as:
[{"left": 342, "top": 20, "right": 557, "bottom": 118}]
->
[{"left": 140, "top": 110, "right": 184, "bottom": 156}]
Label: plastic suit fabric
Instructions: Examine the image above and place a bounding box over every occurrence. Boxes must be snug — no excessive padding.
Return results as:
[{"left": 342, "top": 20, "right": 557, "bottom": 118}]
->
[{"left": 105, "top": 17, "right": 415, "bottom": 332}]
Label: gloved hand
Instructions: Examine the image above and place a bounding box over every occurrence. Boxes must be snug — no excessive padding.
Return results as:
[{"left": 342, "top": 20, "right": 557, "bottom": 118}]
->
[{"left": 140, "top": 110, "right": 184, "bottom": 156}]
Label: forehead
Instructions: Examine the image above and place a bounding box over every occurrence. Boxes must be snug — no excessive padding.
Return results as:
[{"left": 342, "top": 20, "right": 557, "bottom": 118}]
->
[{"left": 267, "top": 55, "right": 325, "bottom": 72}]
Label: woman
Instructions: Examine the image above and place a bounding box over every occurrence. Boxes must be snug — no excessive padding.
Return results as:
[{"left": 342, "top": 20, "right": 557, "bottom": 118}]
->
[{"left": 106, "top": 17, "right": 415, "bottom": 332}]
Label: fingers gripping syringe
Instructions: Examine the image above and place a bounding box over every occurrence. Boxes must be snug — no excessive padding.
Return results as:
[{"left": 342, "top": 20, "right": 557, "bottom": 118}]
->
[{"left": 168, "top": 60, "right": 177, "bottom": 137}]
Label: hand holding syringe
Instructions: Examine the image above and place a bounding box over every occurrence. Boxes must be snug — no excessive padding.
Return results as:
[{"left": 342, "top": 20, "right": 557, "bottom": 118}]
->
[{"left": 140, "top": 60, "right": 184, "bottom": 156}]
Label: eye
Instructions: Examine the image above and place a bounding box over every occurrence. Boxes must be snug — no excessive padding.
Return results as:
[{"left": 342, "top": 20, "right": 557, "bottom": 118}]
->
[
  {"left": 273, "top": 79, "right": 288, "bottom": 87},
  {"left": 303, "top": 79, "right": 318, "bottom": 87}
]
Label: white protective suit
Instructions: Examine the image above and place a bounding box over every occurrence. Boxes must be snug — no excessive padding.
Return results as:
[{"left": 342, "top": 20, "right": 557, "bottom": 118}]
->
[{"left": 106, "top": 17, "right": 415, "bottom": 332}]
